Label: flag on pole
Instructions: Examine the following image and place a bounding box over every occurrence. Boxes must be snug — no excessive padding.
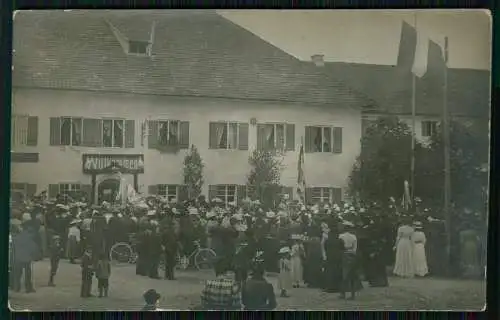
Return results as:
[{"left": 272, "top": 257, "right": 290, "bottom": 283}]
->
[
  {"left": 297, "top": 140, "right": 306, "bottom": 204},
  {"left": 400, "top": 17, "right": 446, "bottom": 79}
]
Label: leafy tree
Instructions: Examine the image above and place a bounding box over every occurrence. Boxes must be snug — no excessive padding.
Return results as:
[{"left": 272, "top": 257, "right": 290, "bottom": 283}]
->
[
  {"left": 183, "top": 144, "right": 204, "bottom": 201},
  {"left": 416, "top": 119, "right": 489, "bottom": 221},
  {"left": 246, "top": 149, "right": 284, "bottom": 208},
  {"left": 348, "top": 116, "right": 427, "bottom": 206}
]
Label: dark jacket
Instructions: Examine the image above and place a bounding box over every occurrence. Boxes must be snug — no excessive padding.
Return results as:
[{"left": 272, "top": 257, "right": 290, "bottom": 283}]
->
[
  {"left": 12, "top": 230, "right": 37, "bottom": 263},
  {"left": 241, "top": 277, "right": 277, "bottom": 310}
]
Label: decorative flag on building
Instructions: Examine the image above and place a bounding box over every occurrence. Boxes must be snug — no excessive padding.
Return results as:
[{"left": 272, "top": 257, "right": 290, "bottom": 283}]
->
[{"left": 297, "top": 141, "right": 306, "bottom": 204}]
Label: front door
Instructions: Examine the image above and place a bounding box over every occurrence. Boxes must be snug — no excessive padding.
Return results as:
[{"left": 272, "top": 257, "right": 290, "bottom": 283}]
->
[{"left": 97, "top": 178, "right": 121, "bottom": 205}]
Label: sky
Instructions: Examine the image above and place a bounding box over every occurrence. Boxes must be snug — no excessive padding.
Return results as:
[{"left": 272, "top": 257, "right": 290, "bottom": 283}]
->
[{"left": 218, "top": 10, "right": 491, "bottom": 70}]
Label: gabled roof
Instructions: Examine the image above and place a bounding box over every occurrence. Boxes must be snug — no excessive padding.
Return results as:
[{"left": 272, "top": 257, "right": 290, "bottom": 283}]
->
[
  {"left": 321, "top": 61, "right": 490, "bottom": 118},
  {"left": 12, "top": 10, "right": 375, "bottom": 109}
]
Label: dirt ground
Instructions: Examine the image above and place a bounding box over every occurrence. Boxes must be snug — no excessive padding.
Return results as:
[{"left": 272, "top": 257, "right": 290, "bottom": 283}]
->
[{"left": 8, "top": 259, "right": 486, "bottom": 311}]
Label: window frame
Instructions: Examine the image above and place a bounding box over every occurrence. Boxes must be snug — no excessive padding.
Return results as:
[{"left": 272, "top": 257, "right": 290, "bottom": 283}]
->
[
  {"left": 157, "top": 184, "right": 179, "bottom": 202},
  {"left": 101, "top": 118, "right": 126, "bottom": 148},
  {"left": 309, "top": 125, "right": 335, "bottom": 153},
  {"left": 59, "top": 117, "right": 84, "bottom": 147},
  {"left": 11, "top": 114, "right": 29, "bottom": 147},
  {"left": 311, "top": 187, "right": 332, "bottom": 203},
  {"left": 157, "top": 120, "right": 181, "bottom": 147},
  {"left": 10, "top": 183, "right": 27, "bottom": 203},
  {"left": 215, "top": 184, "right": 237, "bottom": 204},
  {"left": 261, "top": 123, "right": 287, "bottom": 151},
  {"left": 212, "top": 121, "right": 241, "bottom": 150},
  {"left": 59, "top": 183, "right": 82, "bottom": 197},
  {"left": 128, "top": 40, "right": 150, "bottom": 56},
  {"left": 421, "top": 120, "right": 438, "bottom": 137}
]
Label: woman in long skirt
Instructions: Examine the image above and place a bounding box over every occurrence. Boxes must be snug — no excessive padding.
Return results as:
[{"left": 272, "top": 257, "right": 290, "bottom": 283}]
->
[
  {"left": 290, "top": 236, "right": 305, "bottom": 288},
  {"left": 393, "top": 220, "right": 415, "bottom": 278},
  {"left": 412, "top": 222, "right": 428, "bottom": 277},
  {"left": 278, "top": 247, "right": 292, "bottom": 297}
]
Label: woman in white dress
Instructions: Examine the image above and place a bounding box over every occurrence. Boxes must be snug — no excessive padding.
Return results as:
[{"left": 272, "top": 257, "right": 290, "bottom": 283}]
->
[
  {"left": 412, "top": 222, "right": 428, "bottom": 277},
  {"left": 290, "top": 235, "right": 305, "bottom": 288},
  {"left": 393, "top": 219, "right": 415, "bottom": 277}
]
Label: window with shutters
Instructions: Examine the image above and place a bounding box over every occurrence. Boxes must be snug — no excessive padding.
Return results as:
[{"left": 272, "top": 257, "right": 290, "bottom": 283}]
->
[
  {"left": 257, "top": 123, "right": 295, "bottom": 151},
  {"left": 157, "top": 184, "right": 179, "bottom": 202},
  {"left": 11, "top": 114, "right": 38, "bottom": 147},
  {"left": 59, "top": 183, "right": 81, "bottom": 198},
  {"left": 311, "top": 187, "right": 342, "bottom": 204},
  {"left": 214, "top": 184, "right": 237, "bottom": 204},
  {"left": 157, "top": 120, "right": 180, "bottom": 147},
  {"left": 305, "top": 126, "right": 342, "bottom": 153},
  {"left": 421, "top": 120, "right": 438, "bottom": 137},
  {"left": 209, "top": 122, "right": 248, "bottom": 150},
  {"left": 102, "top": 119, "right": 125, "bottom": 148},
  {"left": 10, "top": 183, "right": 35, "bottom": 203}
]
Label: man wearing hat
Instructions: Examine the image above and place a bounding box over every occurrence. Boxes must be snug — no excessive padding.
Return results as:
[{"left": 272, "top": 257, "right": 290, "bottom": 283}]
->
[
  {"left": 11, "top": 221, "right": 37, "bottom": 293},
  {"left": 142, "top": 289, "right": 162, "bottom": 311},
  {"left": 47, "top": 234, "right": 64, "bottom": 287},
  {"left": 160, "top": 215, "right": 178, "bottom": 280},
  {"left": 241, "top": 259, "right": 277, "bottom": 310},
  {"left": 338, "top": 221, "right": 359, "bottom": 300}
]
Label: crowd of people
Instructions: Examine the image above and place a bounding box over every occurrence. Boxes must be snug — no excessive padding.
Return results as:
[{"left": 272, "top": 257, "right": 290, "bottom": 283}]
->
[{"left": 9, "top": 191, "right": 485, "bottom": 309}]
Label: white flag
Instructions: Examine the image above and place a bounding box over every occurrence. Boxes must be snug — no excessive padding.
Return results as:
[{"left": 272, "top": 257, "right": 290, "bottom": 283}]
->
[{"left": 411, "top": 29, "right": 430, "bottom": 78}]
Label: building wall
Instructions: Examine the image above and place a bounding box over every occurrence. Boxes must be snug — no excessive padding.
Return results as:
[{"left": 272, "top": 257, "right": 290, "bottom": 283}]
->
[{"left": 11, "top": 88, "right": 362, "bottom": 198}]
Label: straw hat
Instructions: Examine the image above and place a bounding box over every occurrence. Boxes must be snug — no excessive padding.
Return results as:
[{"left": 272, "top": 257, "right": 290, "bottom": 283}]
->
[
  {"left": 206, "top": 211, "right": 217, "bottom": 219},
  {"left": 188, "top": 207, "right": 199, "bottom": 215},
  {"left": 147, "top": 210, "right": 156, "bottom": 216},
  {"left": 342, "top": 220, "right": 355, "bottom": 227},
  {"left": 279, "top": 247, "right": 290, "bottom": 254},
  {"left": 413, "top": 221, "right": 423, "bottom": 228},
  {"left": 266, "top": 211, "right": 276, "bottom": 219},
  {"left": 290, "top": 234, "right": 303, "bottom": 240}
]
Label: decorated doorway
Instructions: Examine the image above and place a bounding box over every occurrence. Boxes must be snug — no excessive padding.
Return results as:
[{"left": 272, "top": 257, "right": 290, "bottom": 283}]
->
[{"left": 97, "top": 178, "right": 121, "bottom": 205}]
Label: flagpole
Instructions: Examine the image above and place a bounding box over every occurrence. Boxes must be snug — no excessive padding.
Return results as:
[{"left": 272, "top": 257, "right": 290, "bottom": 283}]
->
[
  {"left": 442, "top": 36, "right": 452, "bottom": 273},
  {"left": 410, "top": 13, "right": 417, "bottom": 210}
]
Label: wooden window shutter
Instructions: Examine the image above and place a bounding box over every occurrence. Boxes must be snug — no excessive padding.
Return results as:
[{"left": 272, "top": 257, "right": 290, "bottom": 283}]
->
[
  {"left": 333, "top": 127, "right": 343, "bottom": 153},
  {"left": 209, "top": 122, "right": 218, "bottom": 149},
  {"left": 26, "top": 116, "right": 38, "bottom": 146},
  {"left": 331, "top": 187, "right": 342, "bottom": 204},
  {"left": 148, "top": 184, "right": 158, "bottom": 195},
  {"left": 305, "top": 187, "right": 313, "bottom": 205},
  {"left": 49, "top": 117, "right": 61, "bottom": 146},
  {"left": 48, "top": 184, "right": 59, "bottom": 199},
  {"left": 82, "top": 118, "right": 102, "bottom": 147},
  {"left": 304, "top": 126, "right": 312, "bottom": 153},
  {"left": 208, "top": 185, "right": 217, "bottom": 202},
  {"left": 179, "top": 121, "right": 190, "bottom": 149},
  {"left": 81, "top": 184, "right": 92, "bottom": 202},
  {"left": 285, "top": 124, "right": 295, "bottom": 151},
  {"left": 125, "top": 120, "right": 135, "bottom": 148},
  {"left": 26, "top": 184, "right": 37, "bottom": 199},
  {"left": 236, "top": 185, "right": 246, "bottom": 204},
  {"left": 178, "top": 185, "right": 188, "bottom": 201},
  {"left": 238, "top": 123, "right": 249, "bottom": 150},
  {"left": 256, "top": 124, "right": 266, "bottom": 151},
  {"left": 283, "top": 186, "right": 293, "bottom": 200},
  {"left": 148, "top": 120, "right": 159, "bottom": 149}
]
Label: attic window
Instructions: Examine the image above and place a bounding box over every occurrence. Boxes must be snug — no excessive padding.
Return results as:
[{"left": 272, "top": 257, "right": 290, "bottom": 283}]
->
[{"left": 129, "top": 41, "right": 150, "bottom": 55}]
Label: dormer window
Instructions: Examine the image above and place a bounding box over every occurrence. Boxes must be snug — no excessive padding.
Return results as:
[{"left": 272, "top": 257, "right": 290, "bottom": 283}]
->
[{"left": 129, "top": 41, "right": 150, "bottom": 55}]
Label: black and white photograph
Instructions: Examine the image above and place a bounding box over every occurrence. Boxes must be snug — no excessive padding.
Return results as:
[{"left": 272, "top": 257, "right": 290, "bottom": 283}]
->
[{"left": 9, "top": 9, "right": 490, "bottom": 311}]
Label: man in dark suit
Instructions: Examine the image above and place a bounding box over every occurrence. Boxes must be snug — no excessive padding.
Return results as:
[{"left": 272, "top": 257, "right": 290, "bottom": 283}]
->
[
  {"left": 241, "top": 262, "right": 277, "bottom": 310},
  {"left": 12, "top": 224, "right": 37, "bottom": 293}
]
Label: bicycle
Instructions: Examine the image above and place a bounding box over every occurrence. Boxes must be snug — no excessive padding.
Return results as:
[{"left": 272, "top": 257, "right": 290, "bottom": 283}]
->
[
  {"left": 160, "top": 240, "right": 217, "bottom": 271},
  {"left": 109, "top": 234, "right": 138, "bottom": 265}
]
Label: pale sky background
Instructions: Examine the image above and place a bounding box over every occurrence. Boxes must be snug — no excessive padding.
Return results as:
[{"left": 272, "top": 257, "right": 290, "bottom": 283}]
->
[{"left": 218, "top": 9, "right": 491, "bottom": 70}]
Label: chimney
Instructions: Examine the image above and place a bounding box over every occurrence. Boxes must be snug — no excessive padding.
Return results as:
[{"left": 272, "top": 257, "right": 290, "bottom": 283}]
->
[{"left": 311, "top": 54, "right": 325, "bottom": 67}]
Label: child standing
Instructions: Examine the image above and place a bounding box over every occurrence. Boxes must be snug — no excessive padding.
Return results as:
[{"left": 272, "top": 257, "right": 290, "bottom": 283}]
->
[
  {"left": 96, "top": 253, "right": 111, "bottom": 298},
  {"left": 278, "top": 247, "right": 292, "bottom": 298},
  {"left": 80, "top": 247, "right": 93, "bottom": 298}
]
